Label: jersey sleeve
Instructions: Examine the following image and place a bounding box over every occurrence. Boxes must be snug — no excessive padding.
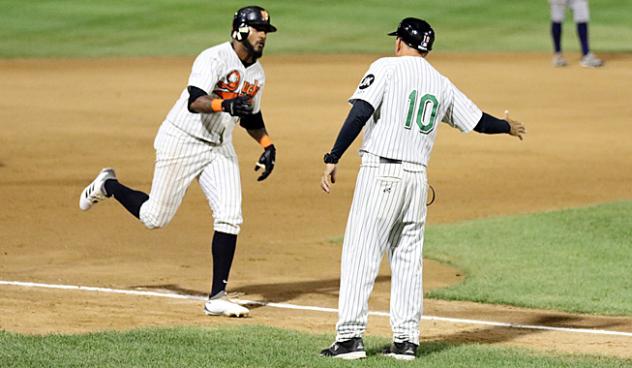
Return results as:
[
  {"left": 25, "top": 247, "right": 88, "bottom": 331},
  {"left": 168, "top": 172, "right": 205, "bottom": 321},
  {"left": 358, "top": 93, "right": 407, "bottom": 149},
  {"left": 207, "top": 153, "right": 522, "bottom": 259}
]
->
[
  {"left": 187, "top": 51, "right": 223, "bottom": 93},
  {"left": 348, "top": 59, "right": 390, "bottom": 110},
  {"left": 441, "top": 78, "right": 483, "bottom": 133}
]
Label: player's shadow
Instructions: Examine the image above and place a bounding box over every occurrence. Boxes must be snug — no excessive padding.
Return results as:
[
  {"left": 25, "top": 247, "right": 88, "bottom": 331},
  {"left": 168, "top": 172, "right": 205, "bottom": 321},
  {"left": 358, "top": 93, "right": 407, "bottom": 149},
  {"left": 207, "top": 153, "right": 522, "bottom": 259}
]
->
[
  {"left": 129, "top": 282, "right": 626, "bottom": 358},
  {"left": 131, "top": 275, "right": 391, "bottom": 310},
  {"left": 231, "top": 275, "right": 391, "bottom": 310},
  {"left": 128, "top": 284, "right": 208, "bottom": 297}
]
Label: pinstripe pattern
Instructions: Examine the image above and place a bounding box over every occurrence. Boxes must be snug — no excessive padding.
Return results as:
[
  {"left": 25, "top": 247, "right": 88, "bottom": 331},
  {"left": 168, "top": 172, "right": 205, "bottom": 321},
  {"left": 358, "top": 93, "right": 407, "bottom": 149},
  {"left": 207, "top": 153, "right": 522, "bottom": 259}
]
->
[
  {"left": 138, "top": 42, "right": 268, "bottom": 233},
  {"left": 350, "top": 56, "right": 482, "bottom": 165},
  {"left": 166, "top": 42, "right": 265, "bottom": 144},
  {"left": 336, "top": 153, "right": 427, "bottom": 345},
  {"left": 139, "top": 121, "right": 242, "bottom": 234},
  {"left": 336, "top": 55, "right": 483, "bottom": 345}
]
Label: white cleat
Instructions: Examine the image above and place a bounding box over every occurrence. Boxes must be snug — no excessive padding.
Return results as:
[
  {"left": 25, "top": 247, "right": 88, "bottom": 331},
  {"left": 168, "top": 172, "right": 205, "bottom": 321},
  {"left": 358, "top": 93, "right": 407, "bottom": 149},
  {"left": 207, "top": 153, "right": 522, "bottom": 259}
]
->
[
  {"left": 79, "top": 168, "right": 116, "bottom": 211},
  {"left": 203, "top": 292, "right": 250, "bottom": 317},
  {"left": 552, "top": 53, "right": 568, "bottom": 67},
  {"left": 580, "top": 52, "right": 604, "bottom": 68}
]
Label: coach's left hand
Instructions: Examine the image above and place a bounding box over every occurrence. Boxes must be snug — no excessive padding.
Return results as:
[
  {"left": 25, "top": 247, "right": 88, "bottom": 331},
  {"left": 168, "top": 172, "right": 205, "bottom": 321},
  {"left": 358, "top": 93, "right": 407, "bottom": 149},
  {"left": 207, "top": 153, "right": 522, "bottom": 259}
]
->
[{"left": 255, "top": 144, "right": 276, "bottom": 181}]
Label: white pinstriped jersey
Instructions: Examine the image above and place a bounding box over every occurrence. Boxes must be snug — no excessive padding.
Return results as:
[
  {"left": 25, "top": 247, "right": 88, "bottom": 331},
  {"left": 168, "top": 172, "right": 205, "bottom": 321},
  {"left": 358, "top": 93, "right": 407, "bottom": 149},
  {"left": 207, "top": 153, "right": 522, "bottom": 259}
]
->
[
  {"left": 166, "top": 42, "right": 265, "bottom": 144},
  {"left": 349, "top": 56, "right": 482, "bottom": 166}
]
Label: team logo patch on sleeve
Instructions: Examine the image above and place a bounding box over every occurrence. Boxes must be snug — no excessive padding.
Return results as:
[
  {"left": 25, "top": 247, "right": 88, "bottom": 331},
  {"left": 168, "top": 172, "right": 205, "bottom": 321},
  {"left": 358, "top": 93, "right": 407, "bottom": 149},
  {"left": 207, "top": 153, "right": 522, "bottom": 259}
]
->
[{"left": 358, "top": 74, "right": 375, "bottom": 90}]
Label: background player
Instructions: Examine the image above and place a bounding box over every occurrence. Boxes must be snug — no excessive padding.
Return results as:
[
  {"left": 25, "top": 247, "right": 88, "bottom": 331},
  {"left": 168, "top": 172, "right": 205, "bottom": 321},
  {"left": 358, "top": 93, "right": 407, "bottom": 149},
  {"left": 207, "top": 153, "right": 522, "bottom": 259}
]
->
[
  {"left": 549, "top": 0, "right": 603, "bottom": 67},
  {"left": 319, "top": 18, "right": 526, "bottom": 360},
  {"left": 79, "top": 6, "right": 278, "bottom": 317}
]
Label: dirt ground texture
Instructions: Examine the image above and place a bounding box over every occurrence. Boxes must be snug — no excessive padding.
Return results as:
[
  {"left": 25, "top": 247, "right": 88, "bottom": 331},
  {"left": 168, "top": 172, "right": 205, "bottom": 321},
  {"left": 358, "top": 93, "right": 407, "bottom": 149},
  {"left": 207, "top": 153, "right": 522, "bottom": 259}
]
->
[{"left": 1, "top": 53, "right": 631, "bottom": 358}]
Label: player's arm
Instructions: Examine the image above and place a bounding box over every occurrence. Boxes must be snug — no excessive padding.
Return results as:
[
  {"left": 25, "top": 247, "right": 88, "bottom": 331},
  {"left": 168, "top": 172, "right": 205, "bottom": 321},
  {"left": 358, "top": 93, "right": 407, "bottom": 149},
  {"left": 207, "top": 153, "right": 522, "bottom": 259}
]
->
[
  {"left": 187, "top": 86, "right": 252, "bottom": 116},
  {"left": 320, "top": 100, "right": 375, "bottom": 193},
  {"left": 240, "top": 112, "right": 276, "bottom": 182},
  {"left": 186, "top": 54, "right": 250, "bottom": 116},
  {"left": 474, "top": 111, "right": 526, "bottom": 140}
]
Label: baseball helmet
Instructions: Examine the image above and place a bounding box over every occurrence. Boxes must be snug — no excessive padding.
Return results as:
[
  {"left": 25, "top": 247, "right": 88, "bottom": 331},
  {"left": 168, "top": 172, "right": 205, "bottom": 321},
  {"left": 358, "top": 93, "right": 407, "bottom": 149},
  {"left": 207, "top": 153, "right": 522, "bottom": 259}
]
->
[
  {"left": 388, "top": 17, "right": 435, "bottom": 52},
  {"left": 232, "top": 6, "right": 277, "bottom": 41}
]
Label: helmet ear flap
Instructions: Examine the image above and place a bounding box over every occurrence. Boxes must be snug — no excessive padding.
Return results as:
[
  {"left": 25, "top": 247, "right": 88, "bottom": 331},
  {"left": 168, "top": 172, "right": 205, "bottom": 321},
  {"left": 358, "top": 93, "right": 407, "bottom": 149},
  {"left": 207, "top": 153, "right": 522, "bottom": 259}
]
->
[{"left": 232, "top": 23, "right": 250, "bottom": 41}]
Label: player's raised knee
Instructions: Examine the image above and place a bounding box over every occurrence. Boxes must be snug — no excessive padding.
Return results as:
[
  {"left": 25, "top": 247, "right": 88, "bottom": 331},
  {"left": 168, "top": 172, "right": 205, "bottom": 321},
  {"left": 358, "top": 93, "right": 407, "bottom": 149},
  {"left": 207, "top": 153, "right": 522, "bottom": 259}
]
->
[{"left": 139, "top": 212, "right": 172, "bottom": 230}]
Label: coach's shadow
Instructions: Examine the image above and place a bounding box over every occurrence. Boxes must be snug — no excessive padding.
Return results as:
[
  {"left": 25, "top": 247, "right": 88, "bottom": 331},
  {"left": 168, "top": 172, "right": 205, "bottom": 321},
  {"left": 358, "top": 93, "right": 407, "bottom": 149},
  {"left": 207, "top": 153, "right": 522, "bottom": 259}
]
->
[
  {"left": 365, "top": 313, "right": 624, "bottom": 358},
  {"left": 412, "top": 314, "right": 624, "bottom": 356}
]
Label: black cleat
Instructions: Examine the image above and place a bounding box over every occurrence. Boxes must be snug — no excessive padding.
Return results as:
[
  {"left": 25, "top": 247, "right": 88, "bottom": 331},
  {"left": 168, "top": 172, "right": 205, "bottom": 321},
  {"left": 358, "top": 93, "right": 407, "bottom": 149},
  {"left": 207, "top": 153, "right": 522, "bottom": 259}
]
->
[
  {"left": 320, "top": 337, "right": 366, "bottom": 360},
  {"left": 384, "top": 341, "right": 418, "bottom": 361}
]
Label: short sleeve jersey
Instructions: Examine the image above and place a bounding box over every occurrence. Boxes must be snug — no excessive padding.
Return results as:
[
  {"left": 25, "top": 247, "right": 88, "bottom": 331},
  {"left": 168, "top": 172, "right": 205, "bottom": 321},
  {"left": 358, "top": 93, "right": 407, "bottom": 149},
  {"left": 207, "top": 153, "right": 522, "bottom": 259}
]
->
[
  {"left": 166, "top": 42, "right": 266, "bottom": 144},
  {"left": 349, "top": 56, "right": 482, "bottom": 165}
]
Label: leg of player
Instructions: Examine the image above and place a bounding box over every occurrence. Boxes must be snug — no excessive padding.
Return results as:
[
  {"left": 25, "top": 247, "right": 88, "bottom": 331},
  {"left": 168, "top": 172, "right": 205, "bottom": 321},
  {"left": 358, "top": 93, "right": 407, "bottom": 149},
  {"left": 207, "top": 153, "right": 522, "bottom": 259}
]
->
[
  {"left": 79, "top": 123, "right": 205, "bottom": 228},
  {"left": 550, "top": 0, "right": 567, "bottom": 67},
  {"left": 572, "top": 0, "right": 603, "bottom": 67},
  {"left": 79, "top": 168, "right": 151, "bottom": 218},
  {"left": 322, "top": 157, "right": 405, "bottom": 359},
  {"left": 384, "top": 169, "right": 427, "bottom": 361},
  {"left": 198, "top": 147, "right": 248, "bottom": 317},
  {"left": 104, "top": 179, "right": 148, "bottom": 217}
]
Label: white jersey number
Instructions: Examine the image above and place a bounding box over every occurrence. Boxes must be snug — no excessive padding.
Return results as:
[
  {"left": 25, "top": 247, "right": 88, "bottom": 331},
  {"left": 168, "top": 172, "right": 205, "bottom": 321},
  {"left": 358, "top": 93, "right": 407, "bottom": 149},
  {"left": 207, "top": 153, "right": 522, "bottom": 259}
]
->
[{"left": 404, "top": 90, "right": 439, "bottom": 134}]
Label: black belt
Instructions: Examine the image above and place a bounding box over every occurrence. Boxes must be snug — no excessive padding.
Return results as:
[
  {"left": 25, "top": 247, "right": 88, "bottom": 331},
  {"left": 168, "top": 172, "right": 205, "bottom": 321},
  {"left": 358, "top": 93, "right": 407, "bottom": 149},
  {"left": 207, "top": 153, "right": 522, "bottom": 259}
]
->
[{"left": 379, "top": 157, "right": 402, "bottom": 164}]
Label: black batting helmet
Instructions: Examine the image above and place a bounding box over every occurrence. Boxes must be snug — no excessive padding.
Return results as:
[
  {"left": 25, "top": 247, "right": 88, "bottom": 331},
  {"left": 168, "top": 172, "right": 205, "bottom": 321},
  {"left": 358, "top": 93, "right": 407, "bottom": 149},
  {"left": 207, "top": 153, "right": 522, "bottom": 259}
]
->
[
  {"left": 232, "top": 6, "right": 277, "bottom": 41},
  {"left": 388, "top": 17, "right": 435, "bottom": 52}
]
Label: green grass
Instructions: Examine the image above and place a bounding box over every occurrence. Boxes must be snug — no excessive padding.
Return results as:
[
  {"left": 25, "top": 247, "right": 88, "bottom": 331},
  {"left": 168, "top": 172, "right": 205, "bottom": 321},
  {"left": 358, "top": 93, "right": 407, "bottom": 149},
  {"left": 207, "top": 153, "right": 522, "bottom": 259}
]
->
[
  {"left": 1, "top": 0, "right": 632, "bottom": 57},
  {"left": 424, "top": 201, "right": 632, "bottom": 315},
  {"left": 0, "top": 325, "right": 630, "bottom": 367}
]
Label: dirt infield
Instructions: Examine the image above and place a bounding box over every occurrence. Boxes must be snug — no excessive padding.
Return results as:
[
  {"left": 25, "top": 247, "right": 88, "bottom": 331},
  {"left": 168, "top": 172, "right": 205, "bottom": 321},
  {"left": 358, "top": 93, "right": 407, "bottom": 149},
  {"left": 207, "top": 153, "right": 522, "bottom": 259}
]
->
[{"left": 1, "top": 53, "right": 631, "bottom": 358}]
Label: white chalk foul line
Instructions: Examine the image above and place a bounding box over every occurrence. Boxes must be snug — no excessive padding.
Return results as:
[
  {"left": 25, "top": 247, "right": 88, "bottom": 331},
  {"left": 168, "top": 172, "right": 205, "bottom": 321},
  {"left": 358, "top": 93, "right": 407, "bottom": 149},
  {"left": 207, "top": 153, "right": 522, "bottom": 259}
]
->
[{"left": 2, "top": 280, "right": 632, "bottom": 338}]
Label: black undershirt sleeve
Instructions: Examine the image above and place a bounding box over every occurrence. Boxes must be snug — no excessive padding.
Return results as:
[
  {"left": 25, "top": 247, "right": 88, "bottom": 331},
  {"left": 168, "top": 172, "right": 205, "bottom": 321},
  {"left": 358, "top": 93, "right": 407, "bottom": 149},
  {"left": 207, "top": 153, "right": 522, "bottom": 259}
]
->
[
  {"left": 473, "top": 112, "right": 511, "bottom": 134},
  {"left": 329, "top": 100, "right": 375, "bottom": 161},
  {"left": 187, "top": 85, "right": 208, "bottom": 113},
  {"left": 240, "top": 111, "right": 265, "bottom": 130}
]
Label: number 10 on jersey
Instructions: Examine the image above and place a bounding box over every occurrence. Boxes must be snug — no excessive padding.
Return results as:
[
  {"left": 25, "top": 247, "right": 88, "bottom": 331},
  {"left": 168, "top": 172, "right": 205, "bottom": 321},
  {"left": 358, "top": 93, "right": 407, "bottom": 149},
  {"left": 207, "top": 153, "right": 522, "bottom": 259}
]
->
[{"left": 404, "top": 90, "right": 438, "bottom": 134}]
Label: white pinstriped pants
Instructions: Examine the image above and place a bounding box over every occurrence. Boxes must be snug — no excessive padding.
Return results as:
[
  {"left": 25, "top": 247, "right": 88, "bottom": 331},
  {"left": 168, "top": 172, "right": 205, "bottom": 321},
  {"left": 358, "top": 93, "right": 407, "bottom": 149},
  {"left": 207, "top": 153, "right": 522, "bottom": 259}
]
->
[
  {"left": 550, "top": 0, "right": 590, "bottom": 23},
  {"left": 139, "top": 122, "right": 242, "bottom": 234},
  {"left": 336, "top": 153, "right": 427, "bottom": 345}
]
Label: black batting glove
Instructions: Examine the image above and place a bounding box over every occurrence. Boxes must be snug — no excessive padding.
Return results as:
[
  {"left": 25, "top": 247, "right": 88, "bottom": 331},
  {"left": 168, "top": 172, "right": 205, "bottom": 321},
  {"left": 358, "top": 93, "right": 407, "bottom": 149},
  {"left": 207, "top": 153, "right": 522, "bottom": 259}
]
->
[
  {"left": 221, "top": 95, "right": 253, "bottom": 117},
  {"left": 254, "top": 144, "right": 276, "bottom": 181}
]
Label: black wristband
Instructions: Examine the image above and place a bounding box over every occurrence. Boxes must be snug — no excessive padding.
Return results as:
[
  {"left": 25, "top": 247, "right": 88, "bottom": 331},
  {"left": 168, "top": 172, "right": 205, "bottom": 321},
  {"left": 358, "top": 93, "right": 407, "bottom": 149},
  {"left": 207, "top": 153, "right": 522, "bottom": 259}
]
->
[{"left": 323, "top": 152, "right": 339, "bottom": 164}]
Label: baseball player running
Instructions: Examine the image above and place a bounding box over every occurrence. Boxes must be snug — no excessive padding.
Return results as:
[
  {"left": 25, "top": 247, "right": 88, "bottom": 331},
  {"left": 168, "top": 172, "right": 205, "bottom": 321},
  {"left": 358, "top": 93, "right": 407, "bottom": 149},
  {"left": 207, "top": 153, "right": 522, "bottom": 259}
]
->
[
  {"left": 319, "top": 18, "right": 526, "bottom": 360},
  {"left": 549, "top": 0, "right": 603, "bottom": 67},
  {"left": 79, "top": 6, "right": 278, "bottom": 317}
]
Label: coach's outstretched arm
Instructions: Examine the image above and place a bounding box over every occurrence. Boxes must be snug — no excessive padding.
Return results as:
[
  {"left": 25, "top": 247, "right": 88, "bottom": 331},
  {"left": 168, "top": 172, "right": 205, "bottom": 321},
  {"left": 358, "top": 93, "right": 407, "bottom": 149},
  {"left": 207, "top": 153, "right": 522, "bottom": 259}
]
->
[
  {"left": 321, "top": 100, "right": 375, "bottom": 193},
  {"left": 474, "top": 110, "right": 526, "bottom": 140}
]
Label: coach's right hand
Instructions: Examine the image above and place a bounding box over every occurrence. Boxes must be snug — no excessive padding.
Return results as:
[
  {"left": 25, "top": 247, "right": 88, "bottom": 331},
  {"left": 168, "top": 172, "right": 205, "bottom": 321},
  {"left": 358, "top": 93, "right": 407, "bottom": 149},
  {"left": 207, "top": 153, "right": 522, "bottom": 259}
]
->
[
  {"left": 321, "top": 163, "right": 337, "bottom": 193},
  {"left": 222, "top": 95, "right": 253, "bottom": 117}
]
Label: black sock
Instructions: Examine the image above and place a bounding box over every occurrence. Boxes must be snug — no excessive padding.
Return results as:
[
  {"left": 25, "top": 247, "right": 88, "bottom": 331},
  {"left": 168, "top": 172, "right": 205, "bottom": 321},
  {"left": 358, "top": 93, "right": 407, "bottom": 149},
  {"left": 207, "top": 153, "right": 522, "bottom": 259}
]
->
[
  {"left": 210, "top": 231, "right": 238, "bottom": 298},
  {"left": 551, "top": 22, "right": 562, "bottom": 53},
  {"left": 576, "top": 22, "right": 589, "bottom": 56},
  {"left": 103, "top": 179, "right": 149, "bottom": 219}
]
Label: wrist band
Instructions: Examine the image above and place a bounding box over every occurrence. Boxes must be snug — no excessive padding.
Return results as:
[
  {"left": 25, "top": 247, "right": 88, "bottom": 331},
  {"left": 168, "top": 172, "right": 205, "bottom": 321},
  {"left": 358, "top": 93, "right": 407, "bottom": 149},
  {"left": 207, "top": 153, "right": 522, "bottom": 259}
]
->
[
  {"left": 259, "top": 135, "right": 273, "bottom": 148},
  {"left": 211, "top": 99, "right": 223, "bottom": 112}
]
